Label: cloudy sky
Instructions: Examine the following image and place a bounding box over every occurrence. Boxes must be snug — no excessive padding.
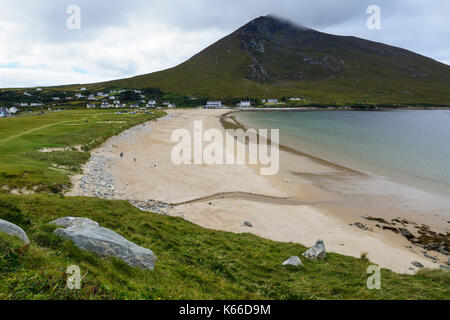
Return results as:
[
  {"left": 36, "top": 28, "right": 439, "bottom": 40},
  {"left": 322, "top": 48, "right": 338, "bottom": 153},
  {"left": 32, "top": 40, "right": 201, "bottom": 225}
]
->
[{"left": 0, "top": 0, "right": 448, "bottom": 88}]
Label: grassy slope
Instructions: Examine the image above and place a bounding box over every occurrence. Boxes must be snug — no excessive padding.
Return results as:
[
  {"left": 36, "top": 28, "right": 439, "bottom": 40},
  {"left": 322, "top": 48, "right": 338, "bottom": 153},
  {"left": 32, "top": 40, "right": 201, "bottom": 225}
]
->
[
  {"left": 1, "top": 194, "right": 449, "bottom": 300},
  {"left": 0, "top": 109, "right": 448, "bottom": 300}
]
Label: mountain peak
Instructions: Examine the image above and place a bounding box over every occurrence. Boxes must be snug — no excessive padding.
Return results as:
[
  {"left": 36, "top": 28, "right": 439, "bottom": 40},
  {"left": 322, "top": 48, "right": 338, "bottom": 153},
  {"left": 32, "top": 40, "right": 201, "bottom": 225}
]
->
[
  {"left": 102, "top": 15, "right": 450, "bottom": 104},
  {"left": 238, "top": 15, "right": 311, "bottom": 36}
]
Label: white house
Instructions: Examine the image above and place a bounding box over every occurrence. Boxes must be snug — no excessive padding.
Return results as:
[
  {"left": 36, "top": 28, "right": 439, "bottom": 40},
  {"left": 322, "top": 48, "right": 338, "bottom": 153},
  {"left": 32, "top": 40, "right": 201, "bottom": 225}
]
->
[
  {"left": 0, "top": 109, "right": 7, "bottom": 117},
  {"left": 36, "top": 88, "right": 42, "bottom": 91},
  {"left": 148, "top": 100, "right": 156, "bottom": 105},
  {"left": 87, "top": 103, "right": 96, "bottom": 109},
  {"left": 7, "top": 107, "right": 19, "bottom": 114},
  {"left": 205, "top": 101, "right": 222, "bottom": 109},
  {"left": 20, "top": 103, "right": 29, "bottom": 107},
  {"left": 30, "top": 103, "right": 43, "bottom": 107},
  {"left": 238, "top": 101, "right": 251, "bottom": 107},
  {"left": 52, "top": 97, "right": 60, "bottom": 101},
  {"left": 265, "top": 99, "right": 278, "bottom": 104},
  {"left": 167, "top": 103, "right": 176, "bottom": 109},
  {"left": 101, "top": 102, "right": 110, "bottom": 109},
  {"left": 88, "top": 94, "right": 96, "bottom": 100},
  {"left": 80, "top": 87, "right": 87, "bottom": 91}
]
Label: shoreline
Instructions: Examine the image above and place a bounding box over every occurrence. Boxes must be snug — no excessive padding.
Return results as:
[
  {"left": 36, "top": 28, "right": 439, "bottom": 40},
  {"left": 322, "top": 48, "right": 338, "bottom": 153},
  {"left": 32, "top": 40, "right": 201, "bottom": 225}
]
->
[{"left": 68, "top": 108, "right": 449, "bottom": 274}]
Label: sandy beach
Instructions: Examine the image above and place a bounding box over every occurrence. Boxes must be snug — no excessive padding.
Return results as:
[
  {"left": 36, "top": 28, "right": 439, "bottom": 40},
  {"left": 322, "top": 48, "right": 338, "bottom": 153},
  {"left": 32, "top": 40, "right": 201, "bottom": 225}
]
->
[{"left": 68, "top": 108, "right": 450, "bottom": 274}]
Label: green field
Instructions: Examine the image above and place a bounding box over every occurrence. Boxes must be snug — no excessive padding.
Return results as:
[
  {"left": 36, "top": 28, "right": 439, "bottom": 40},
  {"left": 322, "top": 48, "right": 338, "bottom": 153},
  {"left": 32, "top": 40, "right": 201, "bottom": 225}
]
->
[
  {"left": 0, "top": 110, "right": 449, "bottom": 300},
  {"left": 0, "top": 109, "right": 164, "bottom": 192}
]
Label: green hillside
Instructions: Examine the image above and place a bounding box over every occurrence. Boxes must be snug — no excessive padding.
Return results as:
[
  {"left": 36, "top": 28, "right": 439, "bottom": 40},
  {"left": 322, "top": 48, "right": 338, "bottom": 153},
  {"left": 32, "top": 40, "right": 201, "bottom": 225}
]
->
[{"left": 85, "top": 15, "right": 450, "bottom": 104}]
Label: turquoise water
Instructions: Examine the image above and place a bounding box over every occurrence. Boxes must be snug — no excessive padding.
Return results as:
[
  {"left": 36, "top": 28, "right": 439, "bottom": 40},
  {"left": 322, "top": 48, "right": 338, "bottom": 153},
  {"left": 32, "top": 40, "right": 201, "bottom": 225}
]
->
[{"left": 236, "top": 110, "right": 450, "bottom": 196}]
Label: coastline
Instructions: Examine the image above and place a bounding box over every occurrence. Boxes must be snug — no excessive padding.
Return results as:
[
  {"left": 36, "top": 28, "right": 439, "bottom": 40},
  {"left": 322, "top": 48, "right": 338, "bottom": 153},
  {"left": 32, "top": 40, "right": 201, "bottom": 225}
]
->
[{"left": 68, "top": 108, "right": 450, "bottom": 274}]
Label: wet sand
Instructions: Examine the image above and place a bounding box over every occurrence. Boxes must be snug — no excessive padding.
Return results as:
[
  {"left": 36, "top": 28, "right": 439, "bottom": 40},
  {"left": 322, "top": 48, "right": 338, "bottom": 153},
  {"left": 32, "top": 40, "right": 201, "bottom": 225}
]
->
[{"left": 68, "top": 108, "right": 450, "bottom": 274}]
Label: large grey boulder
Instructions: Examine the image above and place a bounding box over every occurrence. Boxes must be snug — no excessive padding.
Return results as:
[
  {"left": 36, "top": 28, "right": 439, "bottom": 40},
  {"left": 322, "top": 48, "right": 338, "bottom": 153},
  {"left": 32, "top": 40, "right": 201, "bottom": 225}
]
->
[
  {"left": 302, "top": 239, "right": 326, "bottom": 260},
  {"left": 0, "top": 219, "right": 30, "bottom": 244},
  {"left": 51, "top": 217, "right": 157, "bottom": 270},
  {"left": 282, "top": 256, "right": 303, "bottom": 267}
]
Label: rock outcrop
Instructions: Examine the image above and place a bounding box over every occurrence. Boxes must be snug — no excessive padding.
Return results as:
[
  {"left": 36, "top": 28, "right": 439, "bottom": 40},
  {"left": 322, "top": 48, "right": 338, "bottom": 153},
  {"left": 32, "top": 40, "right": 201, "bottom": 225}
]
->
[
  {"left": 282, "top": 256, "right": 302, "bottom": 267},
  {"left": 0, "top": 219, "right": 30, "bottom": 244},
  {"left": 302, "top": 239, "right": 326, "bottom": 260},
  {"left": 51, "top": 217, "right": 157, "bottom": 270}
]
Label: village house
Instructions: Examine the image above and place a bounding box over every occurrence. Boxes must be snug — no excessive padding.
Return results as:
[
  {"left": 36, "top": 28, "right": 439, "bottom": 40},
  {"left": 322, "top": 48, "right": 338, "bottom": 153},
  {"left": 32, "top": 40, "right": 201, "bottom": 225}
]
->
[
  {"left": 80, "top": 87, "right": 87, "bottom": 91},
  {"left": 238, "top": 100, "right": 251, "bottom": 107},
  {"left": 205, "top": 101, "right": 222, "bottom": 109},
  {"left": 101, "top": 102, "right": 110, "bottom": 109},
  {"left": 36, "top": 88, "right": 42, "bottom": 91},
  {"left": 88, "top": 94, "right": 96, "bottom": 100},
  {"left": 167, "top": 103, "right": 176, "bottom": 109},
  {"left": 87, "top": 103, "right": 96, "bottom": 109},
  {"left": 265, "top": 99, "right": 278, "bottom": 104},
  {"left": 20, "top": 102, "right": 29, "bottom": 107},
  {"left": 289, "top": 97, "right": 304, "bottom": 101},
  {"left": 7, "top": 106, "right": 19, "bottom": 114},
  {"left": 30, "top": 103, "right": 43, "bottom": 107}
]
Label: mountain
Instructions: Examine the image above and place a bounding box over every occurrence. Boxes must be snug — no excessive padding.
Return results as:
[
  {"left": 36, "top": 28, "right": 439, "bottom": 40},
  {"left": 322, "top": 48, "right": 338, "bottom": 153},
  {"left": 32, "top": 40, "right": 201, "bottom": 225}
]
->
[{"left": 91, "top": 15, "right": 450, "bottom": 104}]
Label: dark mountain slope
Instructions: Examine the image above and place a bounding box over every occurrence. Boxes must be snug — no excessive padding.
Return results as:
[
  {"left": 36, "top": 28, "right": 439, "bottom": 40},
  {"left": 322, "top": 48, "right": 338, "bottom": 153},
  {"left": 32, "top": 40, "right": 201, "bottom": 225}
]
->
[{"left": 88, "top": 15, "right": 450, "bottom": 104}]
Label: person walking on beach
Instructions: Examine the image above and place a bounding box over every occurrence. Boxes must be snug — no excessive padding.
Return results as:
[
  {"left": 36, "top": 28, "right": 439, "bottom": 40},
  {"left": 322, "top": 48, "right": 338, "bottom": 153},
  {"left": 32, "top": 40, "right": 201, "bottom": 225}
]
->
[{"left": 120, "top": 152, "right": 124, "bottom": 158}]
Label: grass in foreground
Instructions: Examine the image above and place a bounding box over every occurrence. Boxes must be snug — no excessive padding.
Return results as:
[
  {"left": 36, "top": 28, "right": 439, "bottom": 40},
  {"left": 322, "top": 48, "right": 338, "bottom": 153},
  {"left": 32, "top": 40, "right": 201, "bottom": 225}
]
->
[{"left": 0, "top": 193, "right": 449, "bottom": 300}]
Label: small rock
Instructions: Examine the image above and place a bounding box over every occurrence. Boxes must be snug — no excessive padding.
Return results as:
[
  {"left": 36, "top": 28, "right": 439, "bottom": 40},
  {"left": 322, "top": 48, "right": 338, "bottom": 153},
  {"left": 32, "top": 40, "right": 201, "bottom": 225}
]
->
[
  {"left": 423, "top": 252, "right": 438, "bottom": 261},
  {"left": 282, "top": 256, "right": 302, "bottom": 267},
  {"left": 411, "top": 261, "right": 424, "bottom": 268},
  {"left": 354, "top": 222, "right": 368, "bottom": 230},
  {"left": 400, "top": 229, "right": 414, "bottom": 239},
  {"left": 302, "top": 239, "right": 326, "bottom": 260},
  {"left": 243, "top": 221, "right": 253, "bottom": 228},
  {"left": 0, "top": 219, "right": 30, "bottom": 244},
  {"left": 426, "top": 243, "right": 440, "bottom": 250}
]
